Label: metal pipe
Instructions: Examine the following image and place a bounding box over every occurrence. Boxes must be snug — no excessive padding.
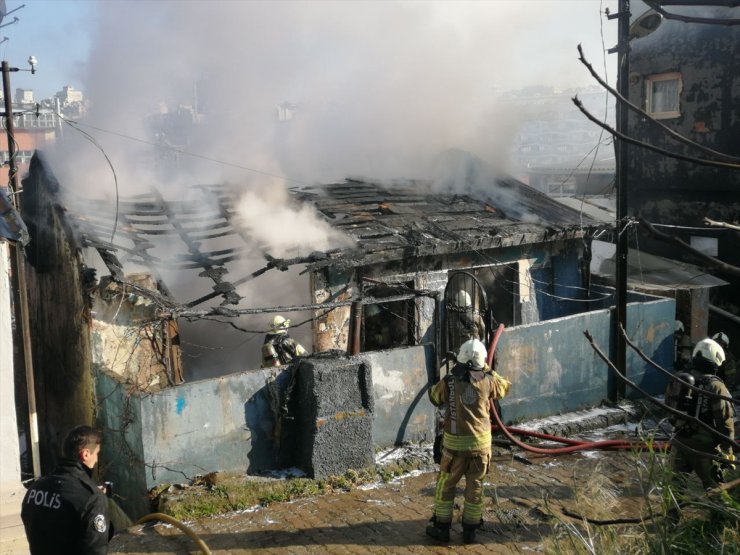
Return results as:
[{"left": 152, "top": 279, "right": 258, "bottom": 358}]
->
[
  {"left": 3, "top": 60, "right": 40, "bottom": 478},
  {"left": 710, "top": 304, "right": 740, "bottom": 326},
  {"left": 350, "top": 301, "right": 362, "bottom": 355}
]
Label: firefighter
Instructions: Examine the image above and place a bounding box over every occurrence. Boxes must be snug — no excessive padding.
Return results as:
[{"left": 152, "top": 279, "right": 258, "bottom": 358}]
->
[
  {"left": 21, "top": 425, "right": 112, "bottom": 555},
  {"left": 712, "top": 332, "right": 736, "bottom": 392},
  {"left": 454, "top": 290, "right": 486, "bottom": 344},
  {"left": 667, "top": 337, "right": 735, "bottom": 492},
  {"left": 261, "top": 315, "right": 307, "bottom": 367},
  {"left": 426, "top": 338, "right": 510, "bottom": 544}
]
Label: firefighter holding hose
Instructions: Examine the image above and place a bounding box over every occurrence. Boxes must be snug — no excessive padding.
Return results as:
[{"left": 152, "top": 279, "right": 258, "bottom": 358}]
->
[{"left": 426, "top": 338, "right": 510, "bottom": 544}]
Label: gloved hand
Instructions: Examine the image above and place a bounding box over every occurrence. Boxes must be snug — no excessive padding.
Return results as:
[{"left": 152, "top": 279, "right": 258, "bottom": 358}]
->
[{"left": 715, "top": 445, "right": 736, "bottom": 471}]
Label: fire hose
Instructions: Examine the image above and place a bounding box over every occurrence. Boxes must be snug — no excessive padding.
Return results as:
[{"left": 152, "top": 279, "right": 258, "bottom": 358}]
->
[
  {"left": 135, "top": 512, "right": 211, "bottom": 554},
  {"left": 485, "top": 323, "right": 670, "bottom": 454}
]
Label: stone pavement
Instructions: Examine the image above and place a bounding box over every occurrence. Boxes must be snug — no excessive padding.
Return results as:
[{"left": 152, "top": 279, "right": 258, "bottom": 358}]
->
[{"left": 108, "top": 447, "right": 650, "bottom": 555}]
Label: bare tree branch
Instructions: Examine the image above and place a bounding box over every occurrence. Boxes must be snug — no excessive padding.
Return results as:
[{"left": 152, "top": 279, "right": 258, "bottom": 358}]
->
[
  {"left": 638, "top": 217, "right": 740, "bottom": 278},
  {"left": 572, "top": 97, "right": 740, "bottom": 171},
  {"left": 577, "top": 44, "right": 740, "bottom": 164}
]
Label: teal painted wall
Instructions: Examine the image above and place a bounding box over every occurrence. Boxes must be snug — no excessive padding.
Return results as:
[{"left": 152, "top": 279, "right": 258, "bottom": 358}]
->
[{"left": 495, "top": 296, "right": 675, "bottom": 422}]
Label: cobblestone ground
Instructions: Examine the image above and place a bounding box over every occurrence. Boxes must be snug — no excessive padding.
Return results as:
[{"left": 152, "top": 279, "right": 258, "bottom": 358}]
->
[{"left": 109, "top": 448, "right": 653, "bottom": 555}]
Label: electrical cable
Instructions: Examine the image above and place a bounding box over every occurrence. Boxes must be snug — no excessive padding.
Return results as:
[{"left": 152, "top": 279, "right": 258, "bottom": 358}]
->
[
  {"left": 55, "top": 112, "right": 120, "bottom": 244},
  {"left": 62, "top": 118, "right": 311, "bottom": 187},
  {"left": 573, "top": 96, "right": 740, "bottom": 171}
]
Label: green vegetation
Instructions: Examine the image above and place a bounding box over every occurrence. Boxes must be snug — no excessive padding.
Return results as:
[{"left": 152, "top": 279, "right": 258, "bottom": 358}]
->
[
  {"left": 151, "top": 455, "right": 428, "bottom": 521},
  {"left": 546, "top": 443, "right": 740, "bottom": 555}
]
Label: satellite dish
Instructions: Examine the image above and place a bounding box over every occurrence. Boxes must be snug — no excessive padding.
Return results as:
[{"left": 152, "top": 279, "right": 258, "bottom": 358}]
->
[{"left": 629, "top": 9, "right": 664, "bottom": 41}]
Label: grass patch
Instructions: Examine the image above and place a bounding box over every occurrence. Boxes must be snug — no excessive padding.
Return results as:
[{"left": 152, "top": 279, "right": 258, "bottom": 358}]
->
[{"left": 151, "top": 456, "right": 426, "bottom": 521}]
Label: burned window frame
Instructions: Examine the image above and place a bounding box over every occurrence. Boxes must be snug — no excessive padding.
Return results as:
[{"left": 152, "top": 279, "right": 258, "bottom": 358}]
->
[{"left": 361, "top": 282, "right": 415, "bottom": 352}]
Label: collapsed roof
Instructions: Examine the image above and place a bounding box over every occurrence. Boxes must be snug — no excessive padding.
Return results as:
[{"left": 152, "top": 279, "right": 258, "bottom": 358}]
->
[{"left": 61, "top": 176, "right": 607, "bottom": 311}]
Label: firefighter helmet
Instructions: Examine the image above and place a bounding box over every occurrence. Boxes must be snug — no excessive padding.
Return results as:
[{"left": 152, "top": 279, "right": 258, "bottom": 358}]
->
[
  {"left": 458, "top": 338, "right": 487, "bottom": 370},
  {"left": 712, "top": 332, "right": 729, "bottom": 349},
  {"left": 674, "top": 320, "right": 684, "bottom": 334},
  {"left": 455, "top": 290, "right": 472, "bottom": 308},
  {"left": 271, "top": 315, "right": 290, "bottom": 332},
  {"left": 692, "top": 338, "right": 725, "bottom": 368}
]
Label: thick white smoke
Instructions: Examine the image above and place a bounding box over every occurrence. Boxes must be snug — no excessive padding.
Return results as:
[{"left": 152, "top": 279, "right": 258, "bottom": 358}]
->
[{"left": 41, "top": 1, "right": 617, "bottom": 375}]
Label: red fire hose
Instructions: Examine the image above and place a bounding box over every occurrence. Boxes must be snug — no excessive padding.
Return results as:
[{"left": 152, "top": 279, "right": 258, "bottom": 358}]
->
[{"left": 486, "top": 324, "right": 669, "bottom": 454}]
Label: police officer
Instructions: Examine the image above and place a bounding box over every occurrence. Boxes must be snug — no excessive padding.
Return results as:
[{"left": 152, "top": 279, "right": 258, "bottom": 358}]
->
[
  {"left": 426, "top": 339, "right": 510, "bottom": 544},
  {"left": 261, "top": 315, "right": 307, "bottom": 368},
  {"left": 668, "top": 338, "right": 735, "bottom": 491},
  {"left": 22, "top": 425, "right": 112, "bottom": 554}
]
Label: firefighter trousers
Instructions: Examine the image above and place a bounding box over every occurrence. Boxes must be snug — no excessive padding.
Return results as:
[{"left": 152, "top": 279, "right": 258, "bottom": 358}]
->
[{"left": 433, "top": 448, "right": 490, "bottom": 526}]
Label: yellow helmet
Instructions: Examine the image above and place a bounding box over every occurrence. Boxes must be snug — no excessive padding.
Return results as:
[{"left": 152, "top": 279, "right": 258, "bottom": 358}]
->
[{"left": 271, "top": 315, "right": 290, "bottom": 332}]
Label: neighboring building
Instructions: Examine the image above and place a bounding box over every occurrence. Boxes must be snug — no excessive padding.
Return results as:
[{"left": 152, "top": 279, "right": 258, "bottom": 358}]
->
[
  {"left": 14, "top": 88, "right": 33, "bottom": 104},
  {"left": 55, "top": 85, "right": 83, "bottom": 105},
  {"left": 498, "top": 85, "right": 615, "bottom": 180},
  {"left": 17, "top": 154, "right": 675, "bottom": 519},
  {"left": 625, "top": 1, "right": 740, "bottom": 345},
  {"left": 0, "top": 186, "right": 30, "bottom": 554}
]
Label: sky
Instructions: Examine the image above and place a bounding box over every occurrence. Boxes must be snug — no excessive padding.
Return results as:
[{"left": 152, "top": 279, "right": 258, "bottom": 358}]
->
[{"left": 7, "top": 0, "right": 619, "bottom": 102}]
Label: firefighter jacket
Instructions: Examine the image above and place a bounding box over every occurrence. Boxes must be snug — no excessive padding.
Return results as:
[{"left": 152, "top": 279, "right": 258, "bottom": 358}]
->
[
  {"left": 672, "top": 373, "right": 735, "bottom": 450},
  {"left": 429, "top": 363, "right": 509, "bottom": 452},
  {"left": 261, "top": 331, "right": 307, "bottom": 367},
  {"left": 21, "top": 458, "right": 111, "bottom": 555}
]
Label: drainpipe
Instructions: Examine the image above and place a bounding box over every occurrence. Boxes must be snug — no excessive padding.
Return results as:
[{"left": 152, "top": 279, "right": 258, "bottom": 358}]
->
[
  {"left": 3, "top": 60, "right": 40, "bottom": 478},
  {"left": 710, "top": 304, "right": 740, "bottom": 326},
  {"left": 350, "top": 301, "right": 362, "bottom": 355}
]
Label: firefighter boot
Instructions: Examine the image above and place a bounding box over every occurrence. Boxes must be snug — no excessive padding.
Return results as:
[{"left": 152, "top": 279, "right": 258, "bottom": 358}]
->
[
  {"left": 463, "top": 522, "right": 478, "bottom": 544},
  {"left": 425, "top": 516, "right": 450, "bottom": 543}
]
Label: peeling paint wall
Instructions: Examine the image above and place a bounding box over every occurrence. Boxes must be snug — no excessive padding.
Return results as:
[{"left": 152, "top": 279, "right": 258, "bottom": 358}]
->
[
  {"left": 91, "top": 276, "right": 175, "bottom": 390},
  {"left": 496, "top": 296, "right": 675, "bottom": 422},
  {"left": 312, "top": 267, "right": 355, "bottom": 352},
  {"left": 96, "top": 344, "right": 435, "bottom": 517},
  {"left": 627, "top": 13, "right": 740, "bottom": 272}
]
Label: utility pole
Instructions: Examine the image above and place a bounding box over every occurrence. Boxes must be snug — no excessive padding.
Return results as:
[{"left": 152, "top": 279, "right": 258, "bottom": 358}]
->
[
  {"left": 2, "top": 59, "right": 41, "bottom": 478},
  {"left": 608, "top": 0, "right": 630, "bottom": 400}
]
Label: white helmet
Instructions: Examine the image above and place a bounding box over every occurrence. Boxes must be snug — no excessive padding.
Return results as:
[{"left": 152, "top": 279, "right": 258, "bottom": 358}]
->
[
  {"left": 712, "top": 332, "right": 729, "bottom": 348},
  {"left": 455, "top": 290, "right": 472, "bottom": 308},
  {"left": 271, "top": 315, "right": 290, "bottom": 332},
  {"left": 674, "top": 320, "right": 684, "bottom": 334},
  {"left": 692, "top": 338, "right": 725, "bottom": 367},
  {"left": 458, "top": 338, "right": 487, "bottom": 370}
]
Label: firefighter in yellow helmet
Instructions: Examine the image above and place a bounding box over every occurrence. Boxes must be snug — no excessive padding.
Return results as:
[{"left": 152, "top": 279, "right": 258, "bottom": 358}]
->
[
  {"left": 426, "top": 338, "right": 510, "bottom": 544},
  {"left": 261, "top": 315, "right": 308, "bottom": 368}
]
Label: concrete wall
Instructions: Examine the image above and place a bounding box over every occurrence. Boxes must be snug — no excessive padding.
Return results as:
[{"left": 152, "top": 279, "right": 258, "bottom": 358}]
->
[
  {"left": 96, "top": 296, "right": 674, "bottom": 518},
  {"left": 496, "top": 296, "right": 675, "bottom": 422},
  {"left": 96, "top": 345, "right": 437, "bottom": 517}
]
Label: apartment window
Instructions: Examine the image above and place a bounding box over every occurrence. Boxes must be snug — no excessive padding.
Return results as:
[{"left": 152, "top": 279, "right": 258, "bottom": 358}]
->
[{"left": 646, "top": 73, "right": 682, "bottom": 119}]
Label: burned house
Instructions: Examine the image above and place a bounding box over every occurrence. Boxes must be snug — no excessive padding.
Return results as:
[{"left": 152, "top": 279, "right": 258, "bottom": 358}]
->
[
  {"left": 14, "top": 155, "right": 675, "bottom": 518},
  {"left": 625, "top": 1, "right": 740, "bottom": 342}
]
